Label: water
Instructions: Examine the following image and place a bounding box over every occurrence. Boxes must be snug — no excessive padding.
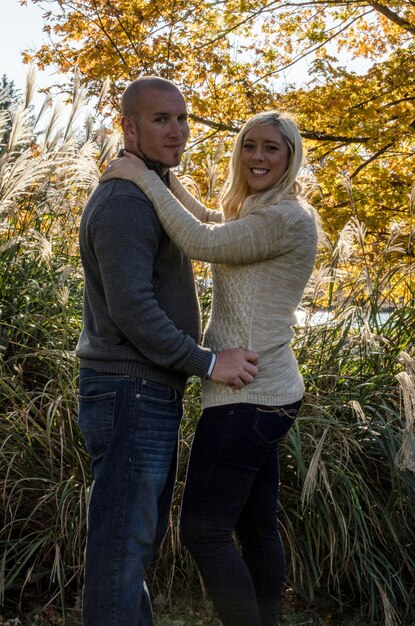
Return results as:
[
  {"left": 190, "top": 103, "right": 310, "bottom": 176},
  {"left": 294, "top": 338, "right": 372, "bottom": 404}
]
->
[{"left": 295, "top": 309, "right": 392, "bottom": 327}]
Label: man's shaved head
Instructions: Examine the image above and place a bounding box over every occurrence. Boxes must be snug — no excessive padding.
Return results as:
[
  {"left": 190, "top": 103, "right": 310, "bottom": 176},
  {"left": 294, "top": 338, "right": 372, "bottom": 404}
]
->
[
  {"left": 121, "top": 76, "right": 183, "bottom": 118},
  {"left": 120, "top": 75, "right": 189, "bottom": 171}
]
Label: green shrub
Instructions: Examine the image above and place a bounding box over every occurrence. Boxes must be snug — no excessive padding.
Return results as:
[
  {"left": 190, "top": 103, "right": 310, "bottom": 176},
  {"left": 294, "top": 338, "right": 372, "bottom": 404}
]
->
[{"left": 1, "top": 78, "right": 414, "bottom": 625}]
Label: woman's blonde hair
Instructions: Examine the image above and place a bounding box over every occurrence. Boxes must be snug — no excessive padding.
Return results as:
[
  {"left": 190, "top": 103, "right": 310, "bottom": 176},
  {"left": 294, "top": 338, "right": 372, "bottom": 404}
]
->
[{"left": 220, "top": 111, "right": 303, "bottom": 220}]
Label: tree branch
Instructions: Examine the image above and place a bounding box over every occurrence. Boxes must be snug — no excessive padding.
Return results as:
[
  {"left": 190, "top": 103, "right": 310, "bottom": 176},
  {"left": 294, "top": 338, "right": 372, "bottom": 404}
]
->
[
  {"left": 189, "top": 113, "right": 239, "bottom": 133},
  {"left": 91, "top": 0, "right": 130, "bottom": 69},
  {"left": 251, "top": 8, "right": 372, "bottom": 85},
  {"left": 193, "top": 0, "right": 282, "bottom": 51},
  {"left": 301, "top": 130, "right": 369, "bottom": 142},
  {"left": 384, "top": 96, "right": 415, "bottom": 107},
  {"left": 189, "top": 113, "right": 371, "bottom": 144},
  {"left": 350, "top": 142, "right": 393, "bottom": 178},
  {"left": 368, "top": 1, "right": 415, "bottom": 36}
]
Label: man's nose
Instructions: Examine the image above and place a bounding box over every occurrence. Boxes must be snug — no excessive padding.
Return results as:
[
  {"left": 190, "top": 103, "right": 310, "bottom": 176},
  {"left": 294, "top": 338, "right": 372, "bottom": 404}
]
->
[{"left": 168, "top": 120, "right": 181, "bottom": 138}]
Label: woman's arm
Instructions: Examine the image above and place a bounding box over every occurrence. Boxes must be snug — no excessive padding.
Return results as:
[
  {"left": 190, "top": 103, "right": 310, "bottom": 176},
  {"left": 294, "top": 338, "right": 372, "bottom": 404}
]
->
[
  {"left": 132, "top": 170, "right": 308, "bottom": 264},
  {"left": 169, "top": 172, "right": 223, "bottom": 224},
  {"left": 100, "top": 152, "right": 310, "bottom": 264}
]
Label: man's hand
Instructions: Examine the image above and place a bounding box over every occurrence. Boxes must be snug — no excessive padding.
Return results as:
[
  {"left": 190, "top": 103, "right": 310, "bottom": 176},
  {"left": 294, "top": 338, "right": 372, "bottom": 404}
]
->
[{"left": 211, "top": 348, "right": 259, "bottom": 389}]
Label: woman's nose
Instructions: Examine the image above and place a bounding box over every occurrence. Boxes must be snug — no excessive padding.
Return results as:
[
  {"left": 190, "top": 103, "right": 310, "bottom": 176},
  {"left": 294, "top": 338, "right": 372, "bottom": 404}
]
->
[{"left": 252, "top": 149, "right": 265, "bottom": 161}]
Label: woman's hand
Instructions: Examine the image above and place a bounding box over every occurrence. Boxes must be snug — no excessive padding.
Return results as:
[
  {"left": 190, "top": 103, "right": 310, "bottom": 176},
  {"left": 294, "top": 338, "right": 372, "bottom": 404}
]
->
[{"left": 100, "top": 150, "right": 148, "bottom": 184}]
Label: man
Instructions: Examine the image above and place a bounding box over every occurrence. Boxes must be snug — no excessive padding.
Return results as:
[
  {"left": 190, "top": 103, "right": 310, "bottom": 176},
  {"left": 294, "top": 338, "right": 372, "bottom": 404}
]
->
[{"left": 76, "top": 76, "right": 259, "bottom": 626}]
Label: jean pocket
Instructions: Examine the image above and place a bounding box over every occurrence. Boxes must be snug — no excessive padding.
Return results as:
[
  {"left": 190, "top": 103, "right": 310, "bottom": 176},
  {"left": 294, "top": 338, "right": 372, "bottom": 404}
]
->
[
  {"left": 140, "top": 380, "right": 178, "bottom": 406},
  {"left": 253, "top": 400, "right": 302, "bottom": 445},
  {"left": 77, "top": 391, "right": 116, "bottom": 461}
]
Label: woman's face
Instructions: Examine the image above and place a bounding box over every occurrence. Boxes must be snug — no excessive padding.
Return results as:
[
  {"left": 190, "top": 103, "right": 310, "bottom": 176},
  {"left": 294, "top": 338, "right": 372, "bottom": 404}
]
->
[{"left": 240, "top": 124, "right": 290, "bottom": 194}]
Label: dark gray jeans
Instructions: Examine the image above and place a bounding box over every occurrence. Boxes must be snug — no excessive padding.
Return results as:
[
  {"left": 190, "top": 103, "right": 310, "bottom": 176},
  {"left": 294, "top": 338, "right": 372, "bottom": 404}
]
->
[{"left": 181, "top": 400, "right": 301, "bottom": 626}]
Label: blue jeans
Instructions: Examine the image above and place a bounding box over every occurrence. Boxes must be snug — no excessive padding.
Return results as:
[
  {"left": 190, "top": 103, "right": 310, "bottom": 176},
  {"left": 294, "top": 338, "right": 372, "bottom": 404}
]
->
[
  {"left": 180, "top": 400, "right": 301, "bottom": 626},
  {"left": 78, "top": 369, "right": 183, "bottom": 626}
]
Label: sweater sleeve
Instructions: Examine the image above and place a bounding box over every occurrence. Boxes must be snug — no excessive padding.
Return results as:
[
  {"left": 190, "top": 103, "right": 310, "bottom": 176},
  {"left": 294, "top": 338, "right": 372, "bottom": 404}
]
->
[
  {"left": 169, "top": 172, "right": 223, "bottom": 224},
  {"left": 133, "top": 170, "right": 307, "bottom": 264},
  {"left": 88, "top": 193, "right": 211, "bottom": 376}
]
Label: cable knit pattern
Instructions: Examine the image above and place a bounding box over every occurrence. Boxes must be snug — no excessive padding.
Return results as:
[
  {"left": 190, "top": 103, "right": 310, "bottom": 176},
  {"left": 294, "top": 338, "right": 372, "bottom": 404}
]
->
[
  {"left": 169, "top": 173, "right": 223, "bottom": 224},
  {"left": 134, "top": 169, "right": 318, "bottom": 408}
]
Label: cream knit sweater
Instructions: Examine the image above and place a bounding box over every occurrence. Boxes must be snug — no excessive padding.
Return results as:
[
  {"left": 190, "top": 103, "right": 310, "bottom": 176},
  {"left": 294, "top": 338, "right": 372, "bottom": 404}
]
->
[{"left": 133, "top": 170, "right": 318, "bottom": 409}]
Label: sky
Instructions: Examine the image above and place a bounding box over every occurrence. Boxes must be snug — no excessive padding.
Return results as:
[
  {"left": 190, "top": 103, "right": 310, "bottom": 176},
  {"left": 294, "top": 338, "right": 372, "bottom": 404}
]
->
[
  {"left": 0, "top": 0, "right": 325, "bottom": 99},
  {"left": 2, "top": 0, "right": 60, "bottom": 104},
  {"left": 1, "top": 0, "right": 372, "bottom": 111}
]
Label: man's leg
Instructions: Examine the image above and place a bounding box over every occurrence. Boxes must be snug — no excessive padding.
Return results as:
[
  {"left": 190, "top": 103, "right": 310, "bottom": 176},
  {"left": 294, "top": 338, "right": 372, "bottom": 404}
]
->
[
  {"left": 139, "top": 582, "right": 154, "bottom": 626},
  {"left": 78, "top": 371, "right": 182, "bottom": 626}
]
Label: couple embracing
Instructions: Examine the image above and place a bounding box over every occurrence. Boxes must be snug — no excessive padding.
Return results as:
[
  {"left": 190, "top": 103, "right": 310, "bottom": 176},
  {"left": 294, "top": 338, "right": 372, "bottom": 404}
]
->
[{"left": 76, "top": 76, "right": 318, "bottom": 626}]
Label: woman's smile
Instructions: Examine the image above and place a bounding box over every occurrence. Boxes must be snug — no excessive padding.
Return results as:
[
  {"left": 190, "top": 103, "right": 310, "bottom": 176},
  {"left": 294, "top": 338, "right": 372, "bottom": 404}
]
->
[{"left": 241, "top": 125, "right": 289, "bottom": 194}]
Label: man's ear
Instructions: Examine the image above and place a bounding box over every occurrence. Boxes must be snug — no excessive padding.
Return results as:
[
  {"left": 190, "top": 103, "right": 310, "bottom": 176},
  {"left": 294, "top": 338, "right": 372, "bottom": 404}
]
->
[{"left": 121, "top": 115, "right": 138, "bottom": 141}]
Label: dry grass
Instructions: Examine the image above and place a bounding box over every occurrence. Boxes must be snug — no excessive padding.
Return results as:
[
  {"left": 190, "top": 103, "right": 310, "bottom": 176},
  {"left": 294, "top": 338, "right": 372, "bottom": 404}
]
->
[{"left": 1, "top": 75, "right": 414, "bottom": 625}]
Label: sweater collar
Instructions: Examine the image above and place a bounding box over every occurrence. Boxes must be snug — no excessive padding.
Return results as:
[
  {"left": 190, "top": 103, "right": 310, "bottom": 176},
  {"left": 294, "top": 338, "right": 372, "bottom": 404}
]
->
[
  {"left": 143, "top": 159, "right": 171, "bottom": 188},
  {"left": 118, "top": 149, "right": 171, "bottom": 188}
]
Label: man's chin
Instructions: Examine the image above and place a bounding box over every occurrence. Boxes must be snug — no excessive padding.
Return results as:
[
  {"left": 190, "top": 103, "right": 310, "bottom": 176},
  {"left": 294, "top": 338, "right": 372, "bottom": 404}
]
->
[
  {"left": 146, "top": 152, "right": 183, "bottom": 171},
  {"left": 164, "top": 150, "right": 184, "bottom": 168}
]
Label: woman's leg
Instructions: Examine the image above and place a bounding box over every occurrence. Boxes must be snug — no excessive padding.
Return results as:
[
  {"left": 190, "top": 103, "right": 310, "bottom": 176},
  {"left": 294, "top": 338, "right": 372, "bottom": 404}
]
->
[
  {"left": 180, "top": 404, "right": 263, "bottom": 626},
  {"left": 235, "top": 453, "right": 284, "bottom": 626},
  {"left": 236, "top": 402, "right": 301, "bottom": 626},
  {"left": 181, "top": 401, "right": 300, "bottom": 626}
]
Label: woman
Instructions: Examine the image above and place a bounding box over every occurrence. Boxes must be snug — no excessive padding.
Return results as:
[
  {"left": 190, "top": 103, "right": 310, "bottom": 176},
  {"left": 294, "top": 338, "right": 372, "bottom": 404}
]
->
[{"left": 101, "top": 111, "right": 318, "bottom": 626}]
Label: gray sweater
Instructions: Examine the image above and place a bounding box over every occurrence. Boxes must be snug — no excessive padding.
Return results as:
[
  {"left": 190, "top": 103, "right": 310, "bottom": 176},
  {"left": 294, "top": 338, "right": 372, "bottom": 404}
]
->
[{"left": 76, "top": 178, "right": 212, "bottom": 394}]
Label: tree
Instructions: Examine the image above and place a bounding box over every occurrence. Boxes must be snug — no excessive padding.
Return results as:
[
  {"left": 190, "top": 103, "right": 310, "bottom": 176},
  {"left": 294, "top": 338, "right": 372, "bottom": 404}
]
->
[
  {"left": 0, "top": 75, "right": 21, "bottom": 110},
  {"left": 25, "top": 0, "right": 415, "bottom": 234},
  {"left": 0, "top": 75, "right": 23, "bottom": 153}
]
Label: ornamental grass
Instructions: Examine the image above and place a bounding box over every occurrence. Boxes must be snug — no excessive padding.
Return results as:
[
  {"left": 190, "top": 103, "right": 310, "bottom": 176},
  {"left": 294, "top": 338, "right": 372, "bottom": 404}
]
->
[{"left": 1, "top": 76, "right": 414, "bottom": 625}]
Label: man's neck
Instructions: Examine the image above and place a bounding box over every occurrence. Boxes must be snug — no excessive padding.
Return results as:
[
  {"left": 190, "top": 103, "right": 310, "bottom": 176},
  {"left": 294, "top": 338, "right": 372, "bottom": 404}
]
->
[
  {"left": 143, "top": 158, "right": 170, "bottom": 187},
  {"left": 119, "top": 148, "right": 170, "bottom": 187}
]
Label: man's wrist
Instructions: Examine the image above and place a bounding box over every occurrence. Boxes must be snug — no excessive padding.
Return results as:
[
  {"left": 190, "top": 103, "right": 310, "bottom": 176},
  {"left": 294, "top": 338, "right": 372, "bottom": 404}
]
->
[{"left": 205, "top": 353, "right": 217, "bottom": 380}]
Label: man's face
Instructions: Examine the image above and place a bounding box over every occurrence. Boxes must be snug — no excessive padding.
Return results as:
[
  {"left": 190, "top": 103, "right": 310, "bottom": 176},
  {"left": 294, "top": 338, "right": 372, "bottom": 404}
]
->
[{"left": 126, "top": 87, "right": 190, "bottom": 172}]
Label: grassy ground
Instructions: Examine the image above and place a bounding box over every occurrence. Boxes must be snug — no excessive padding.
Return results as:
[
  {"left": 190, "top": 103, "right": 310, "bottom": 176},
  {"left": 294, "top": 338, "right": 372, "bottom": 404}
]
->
[
  {"left": 0, "top": 593, "right": 393, "bottom": 626},
  {"left": 0, "top": 609, "right": 367, "bottom": 626}
]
